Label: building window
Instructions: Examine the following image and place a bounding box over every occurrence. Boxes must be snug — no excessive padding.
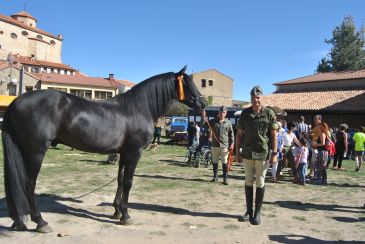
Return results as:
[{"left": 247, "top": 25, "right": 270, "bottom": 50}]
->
[
  {"left": 0, "top": 30, "right": 4, "bottom": 34},
  {"left": 201, "top": 79, "right": 206, "bottom": 88},
  {"left": 36, "top": 35, "right": 43, "bottom": 40},
  {"left": 31, "top": 67, "right": 40, "bottom": 73},
  {"left": 208, "top": 80, "right": 213, "bottom": 86},
  {"left": 10, "top": 33, "right": 17, "bottom": 39},
  {"left": 95, "top": 91, "right": 113, "bottom": 100},
  {"left": 47, "top": 87, "right": 67, "bottom": 93},
  {"left": 22, "top": 31, "right": 28, "bottom": 36},
  {"left": 50, "top": 40, "right": 56, "bottom": 45},
  {"left": 70, "top": 89, "right": 92, "bottom": 99},
  {"left": 8, "top": 83, "right": 17, "bottom": 95},
  {"left": 25, "top": 86, "right": 33, "bottom": 92}
]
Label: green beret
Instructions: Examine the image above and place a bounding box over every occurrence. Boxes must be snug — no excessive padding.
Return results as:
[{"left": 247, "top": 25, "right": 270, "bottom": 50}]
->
[{"left": 250, "top": 86, "right": 263, "bottom": 96}]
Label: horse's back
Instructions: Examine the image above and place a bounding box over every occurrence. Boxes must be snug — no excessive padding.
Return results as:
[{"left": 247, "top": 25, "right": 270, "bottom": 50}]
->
[{"left": 6, "top": 90, "right": 72, "bottom": 143}]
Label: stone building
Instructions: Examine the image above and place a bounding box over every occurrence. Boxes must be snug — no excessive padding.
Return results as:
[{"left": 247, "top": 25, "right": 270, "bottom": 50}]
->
[
  {"left": 0, "top": 10, "right": 135, "bottom": 110},
  {"left": 244, "top": 69, "right": 365, "bottom": 128},
  {"left": 0, "top": 11, "right": 63, "bottom": 63},
  {"left": 0, "top": 60, "right": 40, "bottom": 95},
  {"left": 192, "top": 69, "right": 233, "bottom": 107}
]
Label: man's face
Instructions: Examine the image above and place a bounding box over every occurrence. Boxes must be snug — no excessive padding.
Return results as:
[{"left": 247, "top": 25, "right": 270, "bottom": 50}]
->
[
  {"left": 251, "top": 95, "right": 262, "bottom": 107},
  {"left": 219, "top": 110, "right": 227, "bottom": 120}
]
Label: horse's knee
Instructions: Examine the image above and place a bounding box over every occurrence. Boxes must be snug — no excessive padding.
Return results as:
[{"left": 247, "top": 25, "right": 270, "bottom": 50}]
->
[{"left": 123, "top": 180, "right": 132, "bottom": 190}]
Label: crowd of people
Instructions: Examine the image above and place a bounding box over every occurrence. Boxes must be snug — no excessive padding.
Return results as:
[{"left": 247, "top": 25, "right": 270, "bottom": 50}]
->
[
  {"left": 146, "top": 86, "right": 365, "bottom": 226},
  {"left": 272, "top": 115, "right": 365, "bottom": 186}
]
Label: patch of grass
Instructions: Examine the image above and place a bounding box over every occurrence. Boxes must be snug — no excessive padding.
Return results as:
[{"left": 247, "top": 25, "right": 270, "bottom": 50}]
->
[
  {"left": 181, "top": 222, "right": 191, "bottom": 227},
  {"left": 197, "top": 223, "right": 207, "bottom": 228},
  {"left": 57, "top": 219, "right": 70, "bottom": 224},
  {"left": 292, "top": 216, "right": 306, "bottom": 222},
  {"left": 149, "top": 231, "right": 166, "bottom": 236},
  {"left": 224, "top": 224, "right": 239, "bottom": 230}
]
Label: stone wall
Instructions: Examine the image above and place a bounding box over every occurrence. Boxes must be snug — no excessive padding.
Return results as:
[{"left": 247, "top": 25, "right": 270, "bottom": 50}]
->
[
  {"left": 0, "top": 66, "right": 39, "bottom": 95},
  {"left": 0, "top": 20, "right": 62, "bottom": 63}
]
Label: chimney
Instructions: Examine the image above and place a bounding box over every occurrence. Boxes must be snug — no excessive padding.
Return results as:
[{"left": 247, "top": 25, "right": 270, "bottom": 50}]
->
[{"left": 109, "top": 74, "right": 115, "bottom": 80}]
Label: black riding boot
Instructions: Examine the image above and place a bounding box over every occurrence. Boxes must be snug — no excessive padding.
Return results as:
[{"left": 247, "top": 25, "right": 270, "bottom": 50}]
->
[
  {"left": 210, "top": 163, "right": 218, "bottom": 182},
  {"left": 238, "top": 185, "right": 253, "bottom": 222},
  {"left": 252, "top": 186, "right": 265, "bottom": 225},
  {"left": 223, "top": 164, "right": 228, "bottom": 185}
]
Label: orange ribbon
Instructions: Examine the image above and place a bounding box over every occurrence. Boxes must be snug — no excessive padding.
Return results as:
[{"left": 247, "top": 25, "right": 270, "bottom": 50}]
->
[{"left": 177, "top": 75, "right": 185, "bottom": 101}]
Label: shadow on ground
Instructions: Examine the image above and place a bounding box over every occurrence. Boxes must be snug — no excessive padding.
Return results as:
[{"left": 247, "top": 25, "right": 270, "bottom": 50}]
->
[
  {"left": 264, "top": 200, "right": 365, "bottom": 214},
  {"left": 268, "top": 235, "right": 365, "bottom": 243}
]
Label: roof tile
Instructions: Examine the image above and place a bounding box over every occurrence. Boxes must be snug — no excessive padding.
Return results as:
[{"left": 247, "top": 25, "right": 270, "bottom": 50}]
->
[
  {"left": 36, "top": 73, "right": 119, "bottom": 89},
  {"left": 243, "top": 90, "right": 365, "bottom": 112},
  {"left": 275, "top": 69, "right": 365, "bottom": 85}
]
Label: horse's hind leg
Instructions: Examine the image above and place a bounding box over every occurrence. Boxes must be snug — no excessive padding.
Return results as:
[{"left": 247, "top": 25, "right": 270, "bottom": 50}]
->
[
  {"left": 26, "top": 151, "right": 52, "bottom": 233},
  {"left": 112, "top": 154, "right": 124, "bottom": 219},
  {"left": 119, "top": 150, "right": 142, "bottom": 225}
]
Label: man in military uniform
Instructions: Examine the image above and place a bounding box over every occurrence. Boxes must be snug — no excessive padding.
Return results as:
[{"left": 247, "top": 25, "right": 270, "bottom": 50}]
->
[
  {"left": 209, "top": 105, "right": 234, "bottom": 185},
  {"left": 235, "top": 86, "right": 278, "bottom": 225}
]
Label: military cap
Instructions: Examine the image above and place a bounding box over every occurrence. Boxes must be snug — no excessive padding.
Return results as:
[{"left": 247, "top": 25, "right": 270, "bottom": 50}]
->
[
  {"left": 219, "top": 105, "right": 227, "bottom": 112},
  {"left": 250, "top": 85, "right": 263, "bottom": 96}
]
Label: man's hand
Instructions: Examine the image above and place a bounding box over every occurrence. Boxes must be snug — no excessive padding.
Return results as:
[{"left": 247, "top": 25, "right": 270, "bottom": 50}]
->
[{"left": 229, "top": 144, "right": 234, "bottom": 151}]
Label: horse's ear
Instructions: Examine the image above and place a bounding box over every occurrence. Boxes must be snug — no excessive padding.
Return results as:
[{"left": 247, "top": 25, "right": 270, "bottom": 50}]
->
[{"left": 177, "top": 65, "right": 187, "bottom": 76}]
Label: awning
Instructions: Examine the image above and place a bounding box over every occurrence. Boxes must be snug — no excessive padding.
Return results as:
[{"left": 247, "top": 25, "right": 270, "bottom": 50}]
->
[{"left": 0, "top": 95, "right": 16, "bottom": 107}]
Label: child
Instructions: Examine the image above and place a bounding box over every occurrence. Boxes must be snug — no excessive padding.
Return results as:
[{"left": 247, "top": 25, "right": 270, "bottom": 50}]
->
[{"left": 296, "top": 137, "right": 309, "bottom": 185}]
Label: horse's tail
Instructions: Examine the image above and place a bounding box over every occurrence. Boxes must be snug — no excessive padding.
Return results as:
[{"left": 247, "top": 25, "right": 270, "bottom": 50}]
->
[{"left": 2, "top": 108, "right": 31, "bottom": 220}]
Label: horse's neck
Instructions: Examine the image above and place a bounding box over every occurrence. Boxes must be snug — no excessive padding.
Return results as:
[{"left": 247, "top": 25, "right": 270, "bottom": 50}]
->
[{"left": 131, "top": 77, "right": 176, "bottom": 121}]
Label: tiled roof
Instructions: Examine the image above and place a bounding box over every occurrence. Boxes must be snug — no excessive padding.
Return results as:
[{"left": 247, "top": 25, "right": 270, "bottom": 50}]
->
[
  {"left": 11, "top": 11, "right": 36, "bottom": 21},
  {"left": 275, "top": 69, "right": 365, "bottom": 85},
  {"left": 12, "top": 55, "right": 76, "bottom": 71},
  {"left": 36, "top": 73, "right": 119, "bottom": 89},
  {"left": 0, "top": 60, "right": 10, "bottom": 69},
  {"left": 115, "top": 79, "right": 135, "bottom": 88},
  {"left": 0, "top": 13, "right": 62, "bottom": 40},
  {"left": 243, "top": 90, "right": 365, "bottom": 112},
  {"left": 0, "top": 60, "right": 40, "bottom": 80}
]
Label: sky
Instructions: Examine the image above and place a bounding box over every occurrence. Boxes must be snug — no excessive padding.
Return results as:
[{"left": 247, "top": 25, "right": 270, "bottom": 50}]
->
[{"left": 2, "top": 0, "right": 365, "bottom": 101}]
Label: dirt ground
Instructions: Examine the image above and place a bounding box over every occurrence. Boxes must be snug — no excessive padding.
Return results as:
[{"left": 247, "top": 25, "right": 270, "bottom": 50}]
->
[{"left": 0, "top": 147, "right": 364, "bottom": 244}]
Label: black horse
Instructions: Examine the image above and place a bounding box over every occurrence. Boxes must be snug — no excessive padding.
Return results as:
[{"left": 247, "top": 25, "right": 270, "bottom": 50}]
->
[{"left": 2, "top": 66, "right": 205, "bottom": 233}]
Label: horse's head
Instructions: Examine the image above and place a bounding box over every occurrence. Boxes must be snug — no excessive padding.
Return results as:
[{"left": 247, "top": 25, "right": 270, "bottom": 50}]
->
[{"left": 175, "top": 65, "right": 206, "bottom": 115}]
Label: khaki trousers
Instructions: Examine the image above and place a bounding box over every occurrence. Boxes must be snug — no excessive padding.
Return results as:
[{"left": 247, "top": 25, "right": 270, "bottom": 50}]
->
[
  {"left": 243, "top": 158, "right": 269, "bottom": 188},
  {"left": 211, "top": 146, "right": 229, "bottom": 165}
]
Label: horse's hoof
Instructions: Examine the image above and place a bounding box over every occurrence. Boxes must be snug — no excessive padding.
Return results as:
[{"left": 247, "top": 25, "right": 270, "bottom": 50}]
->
[
  {"left": 120, "top": 216, "right": 133, "bottom": 225},
  {"left": 11, "top": 222, "right": 27, "bottom": 231},
  {"left": 111, "top": 211, "right": 121, "bottom": 220},
  {"left": 36, "top": 223, "right": 53, "bottom": 233}
]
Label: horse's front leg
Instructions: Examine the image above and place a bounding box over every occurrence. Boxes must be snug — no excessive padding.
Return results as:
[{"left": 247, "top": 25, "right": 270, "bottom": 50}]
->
[
  {"left": 112, "top": 153, "right": 124, "bottom": 219},
  {"left": 118, "top": 150, "right": 142, "bottom": 225}
]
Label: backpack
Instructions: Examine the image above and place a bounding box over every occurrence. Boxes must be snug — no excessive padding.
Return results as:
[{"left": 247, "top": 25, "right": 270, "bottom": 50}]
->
[{"left": 325, "top": 137, "right": 336, "bottom": 157}]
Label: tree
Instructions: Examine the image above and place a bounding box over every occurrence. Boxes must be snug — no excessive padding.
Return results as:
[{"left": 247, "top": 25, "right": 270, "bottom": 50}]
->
[
  {"left": 317, "top": 15, "right": 365, "bottom": 72},
  {"left": 166, "top": 101, "right": 189, "bottom": 116},
  {"left": 316, "top": 57, "right": 332, "bottom": 73}
]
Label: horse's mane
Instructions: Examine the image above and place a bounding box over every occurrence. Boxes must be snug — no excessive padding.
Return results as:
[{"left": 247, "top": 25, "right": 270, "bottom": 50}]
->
[{"left": 115, "top": 72, "right": 176, "bottom": 121}]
